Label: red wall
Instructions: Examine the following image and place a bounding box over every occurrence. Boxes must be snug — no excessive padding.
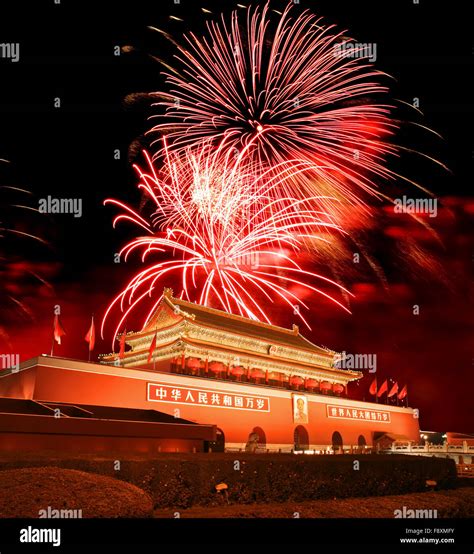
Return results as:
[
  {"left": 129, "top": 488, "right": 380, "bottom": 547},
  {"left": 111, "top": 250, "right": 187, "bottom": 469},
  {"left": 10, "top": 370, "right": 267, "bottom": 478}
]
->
[
  {"left": 0, "top": 361, "right": 420, "bottom": 448},
  {"left": 0, "top": 433, "right": 202, "bottom": 454}
]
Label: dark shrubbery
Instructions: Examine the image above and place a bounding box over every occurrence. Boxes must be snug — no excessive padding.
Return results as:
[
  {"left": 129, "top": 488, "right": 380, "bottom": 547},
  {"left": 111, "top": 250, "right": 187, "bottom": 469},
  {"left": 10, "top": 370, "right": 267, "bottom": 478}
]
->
[
  {"left": 0, "top": 467, "right": 153, "bottom": 518},
  {"left": 0, "top": 453, "right": 457, "bottom": 509}
]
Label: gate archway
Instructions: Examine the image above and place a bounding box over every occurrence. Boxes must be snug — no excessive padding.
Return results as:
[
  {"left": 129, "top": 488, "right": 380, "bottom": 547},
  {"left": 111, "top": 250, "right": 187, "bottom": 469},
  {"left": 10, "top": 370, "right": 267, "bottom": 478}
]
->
[
  {"left": 294, "top": 426, "right": 309, "bottom": 451},
  {"left": 332, "top": 431, "right": 343, "bottom": 452},
  {"left": 208, "top": 427, "right": 225, "bottom": 452}
]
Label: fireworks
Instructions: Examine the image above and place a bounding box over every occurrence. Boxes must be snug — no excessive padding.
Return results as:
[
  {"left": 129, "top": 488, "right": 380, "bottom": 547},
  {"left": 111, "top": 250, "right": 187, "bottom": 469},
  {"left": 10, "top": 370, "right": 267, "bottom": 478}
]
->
[
  {"left": 121, "top": 136, "right": 338, "bottom": 233},
  {"left": 0, "top": 162, "right": 50, "bottom": 343},
  {"left": 150, "top": 3, "right": 398, "bottom": 210},
  {"left": 102, "top": 138, "right": 352, "bottom": 344},
  {"left": 102, "top": 3, "right": 440, "bottom": 343}
]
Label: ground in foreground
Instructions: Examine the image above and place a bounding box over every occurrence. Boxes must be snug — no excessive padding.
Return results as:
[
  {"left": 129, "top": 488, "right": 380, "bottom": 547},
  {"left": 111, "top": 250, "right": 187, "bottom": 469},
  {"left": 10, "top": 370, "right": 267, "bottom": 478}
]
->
[{"left": 154, "top": 488, "right": 474, "bottom": 518}]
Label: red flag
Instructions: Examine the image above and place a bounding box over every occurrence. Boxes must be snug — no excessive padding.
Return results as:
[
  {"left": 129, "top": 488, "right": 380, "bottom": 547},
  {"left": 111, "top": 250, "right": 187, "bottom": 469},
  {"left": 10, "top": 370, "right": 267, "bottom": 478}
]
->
[
  {"left": 85, "top": 316, "right": 95, "bottom": 351},
  {"left": 147, "top": 331, "right": 157, "bottom": 364},
  {"left": 53, "top": 314, "right": 66, "bottom": 345},
  {"left": 398, "top": 384, "right": 408, "bottom": 400},
  {"left": 377, "top": 379, "right": 388, "bottom": 398},
  {"left": 369, "top": 378, "right": 377, "bottom": 396},
  {"left": 118, "top": 331, "right": 126, "bottom": 359},
  {"left": 388, "top": 382, "right": 399, "bottom": 398}
]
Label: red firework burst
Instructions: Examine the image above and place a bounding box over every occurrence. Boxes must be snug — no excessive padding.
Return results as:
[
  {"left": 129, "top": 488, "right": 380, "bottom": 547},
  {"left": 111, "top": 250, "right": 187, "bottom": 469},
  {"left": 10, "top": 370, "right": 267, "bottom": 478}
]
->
[
  {"left": 102, "top": 140, "right": 352, "bottom": 344},
  {"left": 150, "top": 3, "right": 399, "bottom": 210}
]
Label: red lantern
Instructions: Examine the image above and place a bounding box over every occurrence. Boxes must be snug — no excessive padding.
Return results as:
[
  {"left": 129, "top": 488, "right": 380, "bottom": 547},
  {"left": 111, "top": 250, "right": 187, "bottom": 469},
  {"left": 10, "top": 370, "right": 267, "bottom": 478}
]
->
[
  {"left": 290, "top": 376, "right": 304, "bottom": 386},
  {"left": 186, "top": 357, "right": 201, "bottom": 369},
  {"left": 268, "top": 372, "right": 282, "bottom": 381},
  {"left": 333, "top": 383, "right": 344, "bottom": 394},
  {"left": 305, "top": 378, "right": 318, "bottom": 388},
  {"left": 231, "top": 366, "right": 245, "bottom": 376},
  {"left": 251, "top": 368, "right": 264, "bottom": 379},
  {"left": 320, "top": 381, "right": 332, "bottom": 391},
  {"left": 209, "top": 361, "right": 225, "bottom": 373}
]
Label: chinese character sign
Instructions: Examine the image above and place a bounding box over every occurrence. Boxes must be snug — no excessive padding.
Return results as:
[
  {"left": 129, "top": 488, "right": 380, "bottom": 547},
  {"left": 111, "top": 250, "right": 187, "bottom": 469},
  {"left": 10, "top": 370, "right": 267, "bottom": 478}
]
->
[
  {"left": 326, "top": 404, "right": 391, "bottom": 423},
  {"left": 148, "top": 383, "right": 270, "bottom": 412}
]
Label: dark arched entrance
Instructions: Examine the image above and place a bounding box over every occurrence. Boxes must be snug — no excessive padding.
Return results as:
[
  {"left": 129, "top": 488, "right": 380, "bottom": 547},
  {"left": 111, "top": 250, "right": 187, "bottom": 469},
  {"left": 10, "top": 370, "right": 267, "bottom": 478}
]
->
[
  {"left": 294, "top": 425, "right": 309, "bottom": 451},
  {"left": 332, "top": 431, "right": 343, "bottom": 453},
  {"left": 252, "top": 426, "right": 266, "bottom": 448},
  {"left": 208, "top": 427, "right": 225, "bottom": 452},
  {"left": 245, "top": 426, "right": 266, "bottom": 452},
  {"left": 358, "top": 434, "right": 367, "bottom": 447}
]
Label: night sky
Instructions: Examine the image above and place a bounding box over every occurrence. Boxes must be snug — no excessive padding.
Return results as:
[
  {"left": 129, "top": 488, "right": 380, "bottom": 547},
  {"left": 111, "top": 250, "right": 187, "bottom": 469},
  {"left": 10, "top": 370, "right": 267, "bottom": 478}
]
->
[{"left": 0, "top": 0, "right": 472, "bottom": 433}]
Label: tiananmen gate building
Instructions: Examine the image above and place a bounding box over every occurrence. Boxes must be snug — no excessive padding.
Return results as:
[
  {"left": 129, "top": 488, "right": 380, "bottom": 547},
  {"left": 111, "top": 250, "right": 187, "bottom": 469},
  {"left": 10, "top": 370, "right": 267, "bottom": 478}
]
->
[{"left": 0, "top": 288, "right": 420, "bottom": 453}]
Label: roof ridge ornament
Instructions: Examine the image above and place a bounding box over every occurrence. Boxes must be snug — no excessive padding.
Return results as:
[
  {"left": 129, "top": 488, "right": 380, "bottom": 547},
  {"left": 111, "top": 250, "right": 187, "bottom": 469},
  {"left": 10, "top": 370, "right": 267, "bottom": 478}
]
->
[{"left": 173, "top": 305, "right": 196, "bottom": 320}]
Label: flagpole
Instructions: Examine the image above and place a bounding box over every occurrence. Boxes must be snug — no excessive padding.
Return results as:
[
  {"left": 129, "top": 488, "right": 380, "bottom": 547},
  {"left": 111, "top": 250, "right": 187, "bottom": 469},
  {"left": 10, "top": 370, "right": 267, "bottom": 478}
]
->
[
  {"left": 88, "top": 314, "right": 93, "bottom": 362},
  {"left": 123, "top": 322, "right": 127, "bottom": 367},
  {"left": 51, "top": 313, "right": 56, "bottom": 356},
  {"left": 86, "top": 314, "right": 94, "bottom": 363}
]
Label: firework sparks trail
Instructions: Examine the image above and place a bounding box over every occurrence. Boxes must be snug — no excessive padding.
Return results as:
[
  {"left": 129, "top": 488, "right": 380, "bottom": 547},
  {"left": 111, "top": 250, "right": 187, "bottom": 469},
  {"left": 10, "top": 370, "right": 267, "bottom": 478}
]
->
[
  {"left": 102, "top": 4, "right": 447, "bottom": 346},
  {"left": 125, "top": 136, "right": 339, "bottom": 234},
  {"left": 0, "top": 162, "right": 51, "bottom": 342},
  {"left": 143, "top": 1, "right": 448, "bottom": 294},
  {"left": 150, "top": 2, "right": 402, "bottom": 215},
  {"left": 102, "top": 140, "right": 353, "bottom": 346}
]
